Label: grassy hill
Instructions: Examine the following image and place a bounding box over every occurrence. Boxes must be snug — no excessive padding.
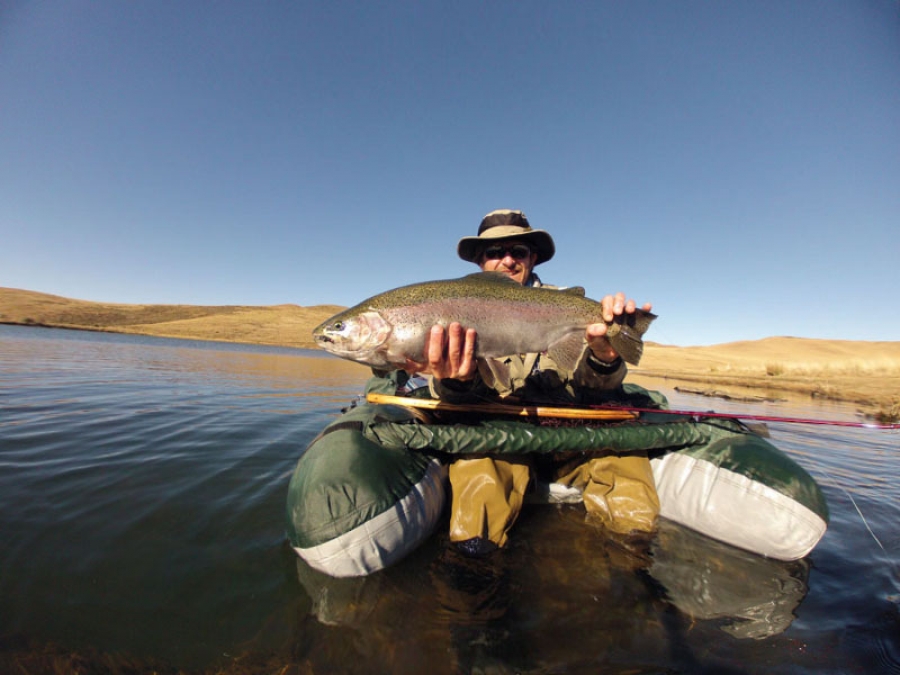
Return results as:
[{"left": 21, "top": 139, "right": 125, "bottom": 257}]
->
[
  {"left": 3, "top": 286, "right": 898, "bottom": 414},
  {"left": 635, "top": 337, "right": 900, "bottom": 415},
  {"left": 0, "top": 287, "right": 341, "bottom": 349}
]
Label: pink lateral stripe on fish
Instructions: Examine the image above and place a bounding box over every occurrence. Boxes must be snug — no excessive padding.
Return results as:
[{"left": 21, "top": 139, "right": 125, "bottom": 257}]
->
[{"left": 313, "top": 272, "right": 656, "bottom": 370}]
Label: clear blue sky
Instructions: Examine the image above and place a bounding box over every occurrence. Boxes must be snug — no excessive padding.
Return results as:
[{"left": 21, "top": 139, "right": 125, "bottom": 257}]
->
[{"left": 2, "top": 1, "right": 898, "bottom": 346}]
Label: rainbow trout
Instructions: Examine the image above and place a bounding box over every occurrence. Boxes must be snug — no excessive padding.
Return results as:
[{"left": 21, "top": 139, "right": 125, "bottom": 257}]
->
[{"left": 313, "top": 272, "right": 655, "bottom": 369}]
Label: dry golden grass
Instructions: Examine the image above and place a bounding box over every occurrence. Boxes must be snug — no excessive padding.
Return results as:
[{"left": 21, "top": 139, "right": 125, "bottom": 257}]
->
[
  {"left": 635, "top": 338, "right": 900, "bottom": 412},
  {"left": 0, "top": 286, "right": 341, "bottom": 349},
  {"left": 3, "top": 286, "right": 899, "bottom": 413}
]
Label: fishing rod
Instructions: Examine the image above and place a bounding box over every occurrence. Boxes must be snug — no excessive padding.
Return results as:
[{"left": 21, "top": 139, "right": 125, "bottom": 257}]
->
[
  {"left": 587, "top": 404, "right": 900, "bottom": 430},
  {"left": 419, "top": 388, "right": 899, "bottom": 430}
]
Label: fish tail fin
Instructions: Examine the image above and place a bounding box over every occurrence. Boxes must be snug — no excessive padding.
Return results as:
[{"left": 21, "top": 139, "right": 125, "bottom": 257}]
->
[{"left": 607, "top": 310, "right": 657, "bottom": 366}]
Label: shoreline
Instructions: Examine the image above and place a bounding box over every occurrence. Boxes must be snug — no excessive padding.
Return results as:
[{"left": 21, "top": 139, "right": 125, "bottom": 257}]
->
[
  {"left": 2, "top": 286, "right": 897, "bottom": 420},
  {"left": 5, "top": 320, "right": 898, "bottom": 420},
  {"left": 633, "top": 368, "right": 900, "bottom": 419}
]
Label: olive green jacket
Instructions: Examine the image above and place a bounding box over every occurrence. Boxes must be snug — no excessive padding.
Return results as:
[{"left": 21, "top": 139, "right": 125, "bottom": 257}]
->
[{"left": 430, "top": 276, "right": 627, "bottom": 405}]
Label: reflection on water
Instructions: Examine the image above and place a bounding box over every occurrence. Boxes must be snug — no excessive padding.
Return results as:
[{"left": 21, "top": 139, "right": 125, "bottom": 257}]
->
[
  {"left": 649, "top": 520, "right": 809, "bottom": 639},
  {"left": 293, "top": 510, "right": 813, "bottom": 673},
  {"left": 1, "top": 325, "right": 898, "bottom": 674}
]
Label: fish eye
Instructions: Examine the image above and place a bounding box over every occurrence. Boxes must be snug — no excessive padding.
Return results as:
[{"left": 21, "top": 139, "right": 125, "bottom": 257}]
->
[{"left": 333, "top": 321, "right": 344, "bottom": 331}]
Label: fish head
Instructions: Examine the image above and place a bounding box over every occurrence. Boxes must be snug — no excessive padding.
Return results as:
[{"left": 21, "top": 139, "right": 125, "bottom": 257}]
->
[{"left": 312, "top": 309, "right": 393, "bottom": 367}]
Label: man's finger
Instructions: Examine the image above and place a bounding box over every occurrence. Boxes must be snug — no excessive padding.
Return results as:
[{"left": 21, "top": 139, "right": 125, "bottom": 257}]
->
[
  {"left": 600, "top": 296, "right": 612, "bottom": 323},
  {"left": 458, "top": 327, "right": 477, "bottom": 377},
  {"left": 447, "top": 322, "right": 463, "bottom": 369},
  {"left": 427, "top": 325, "right": 445, "bottom": 368}
]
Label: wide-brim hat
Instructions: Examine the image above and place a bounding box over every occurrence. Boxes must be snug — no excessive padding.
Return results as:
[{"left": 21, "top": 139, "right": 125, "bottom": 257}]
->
[{"left": 457, "top": 209, "right": 555, "bottom": 265}]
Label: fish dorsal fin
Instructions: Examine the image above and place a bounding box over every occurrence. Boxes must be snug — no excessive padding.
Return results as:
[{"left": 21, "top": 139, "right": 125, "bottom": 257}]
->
[
  {"left": 463, "top": 273, "right": 586, "bottom": 296},
  {"left": 464, "top": 271, "right": 523, "bottom": 286}
]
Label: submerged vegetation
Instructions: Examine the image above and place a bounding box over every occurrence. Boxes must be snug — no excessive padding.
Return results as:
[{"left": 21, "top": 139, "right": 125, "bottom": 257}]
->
[{"left": 873, "top": 401, "right": 900, "bottom": 425}]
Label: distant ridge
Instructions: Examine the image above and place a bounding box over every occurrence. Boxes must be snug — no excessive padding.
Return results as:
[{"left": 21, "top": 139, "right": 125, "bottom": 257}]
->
[{"left": 0, "top": 287, "right": 342, "bottom": 349}]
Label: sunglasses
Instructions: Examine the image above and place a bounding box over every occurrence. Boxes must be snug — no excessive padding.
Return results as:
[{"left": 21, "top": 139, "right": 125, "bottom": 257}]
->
[{"left": 482, "top": 244, "right": 533, "bottom": 260}]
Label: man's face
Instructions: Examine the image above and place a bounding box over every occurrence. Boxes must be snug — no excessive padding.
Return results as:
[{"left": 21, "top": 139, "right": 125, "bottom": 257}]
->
[{"left": 478, "top": 239, "right": 537, "bottom": 285}]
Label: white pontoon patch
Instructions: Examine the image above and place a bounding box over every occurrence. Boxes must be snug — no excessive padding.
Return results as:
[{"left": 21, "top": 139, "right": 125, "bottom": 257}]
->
[{"left": 651, "top": 452, "right": 827, "bottom": 561}]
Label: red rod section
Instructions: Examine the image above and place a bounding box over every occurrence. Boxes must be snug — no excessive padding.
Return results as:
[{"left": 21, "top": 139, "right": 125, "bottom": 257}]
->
[{"left": 588, "top": 405, "right": 900, "bottom": 430}]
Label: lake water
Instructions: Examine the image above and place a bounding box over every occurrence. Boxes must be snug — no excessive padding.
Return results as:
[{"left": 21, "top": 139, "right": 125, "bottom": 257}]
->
[{"left": 1, "top": 324, "right": 898, "bottom": 674}]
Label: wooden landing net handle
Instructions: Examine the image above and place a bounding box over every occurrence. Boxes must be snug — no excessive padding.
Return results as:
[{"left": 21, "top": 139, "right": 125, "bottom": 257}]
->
[{"left": 365, "top": 392, "right": 639, "bottom": 421}]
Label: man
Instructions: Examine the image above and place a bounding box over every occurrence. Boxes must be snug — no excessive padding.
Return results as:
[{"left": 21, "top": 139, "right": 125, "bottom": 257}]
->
[{"left": 409, "top": 209, "right": 660, "bottom": 558}]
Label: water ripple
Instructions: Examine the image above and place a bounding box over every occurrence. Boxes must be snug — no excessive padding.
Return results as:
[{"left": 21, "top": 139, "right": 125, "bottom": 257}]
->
[{"left": 1, "top": 325, "right": 898, "bottom": 674}]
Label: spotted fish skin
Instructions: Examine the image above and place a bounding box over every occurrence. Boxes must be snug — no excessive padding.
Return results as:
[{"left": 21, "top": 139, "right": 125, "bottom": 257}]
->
[{"left": 313, "top": 272, "right": 656, "bottom": 369}]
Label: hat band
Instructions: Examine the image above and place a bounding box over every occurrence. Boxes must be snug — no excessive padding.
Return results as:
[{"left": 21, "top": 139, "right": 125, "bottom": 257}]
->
[
  {"left": 477, "top": 225, "right": 533, "bottom": 239},
  {"left": 479, "top": 210, "right": 530, "bottom": 233}
]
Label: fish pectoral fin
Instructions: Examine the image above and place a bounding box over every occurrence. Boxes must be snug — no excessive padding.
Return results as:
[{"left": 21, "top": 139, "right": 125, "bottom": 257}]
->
[
  {"left": 544, "top": 333, "right": 588, "bottom": 372},
  {"left": 476, "top": 358, "right": 510, "bottom": 390}
]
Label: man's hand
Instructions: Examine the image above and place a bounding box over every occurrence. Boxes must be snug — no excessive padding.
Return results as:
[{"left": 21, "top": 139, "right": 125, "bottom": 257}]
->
[
  {"left": 404, "top": 322, "right": 478, "bottom": 380},
  {"left": 586, "top": 293, "right": 653, "bottom": 363}
]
